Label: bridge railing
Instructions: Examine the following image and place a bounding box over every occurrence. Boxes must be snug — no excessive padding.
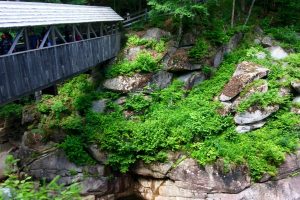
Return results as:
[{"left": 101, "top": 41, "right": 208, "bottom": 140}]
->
[
  {"left": 123, "top": 9, "right": 149, "bottom": 28},
  {"left": 0, "top": 33, "right": 121, "bottom": 106}
]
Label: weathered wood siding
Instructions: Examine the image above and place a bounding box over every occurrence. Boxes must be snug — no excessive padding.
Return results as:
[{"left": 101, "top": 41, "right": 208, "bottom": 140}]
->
[{"left": 0, "top": 33, "right": 120, "bottom": 105}]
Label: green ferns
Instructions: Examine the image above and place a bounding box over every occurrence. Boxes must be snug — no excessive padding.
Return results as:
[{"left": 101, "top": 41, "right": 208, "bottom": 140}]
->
[{"left": 106, "top": 51, "right": 161, "bottom": 78}]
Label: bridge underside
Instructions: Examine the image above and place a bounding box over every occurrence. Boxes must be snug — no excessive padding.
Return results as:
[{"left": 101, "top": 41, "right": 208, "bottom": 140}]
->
[{"left": 0, "top": 33, "right": 120, "bottom": 106}]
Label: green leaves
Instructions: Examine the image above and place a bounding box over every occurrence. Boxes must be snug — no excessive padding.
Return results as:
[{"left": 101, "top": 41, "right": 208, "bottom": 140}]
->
[{"left": 148, "top": 0, "right": 207, "bottom": 19}]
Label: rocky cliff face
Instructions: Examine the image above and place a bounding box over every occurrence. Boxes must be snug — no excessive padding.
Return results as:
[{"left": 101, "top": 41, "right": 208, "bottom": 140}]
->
[{"left": 1, "top": 27, "right": 300, "bottom": 200}]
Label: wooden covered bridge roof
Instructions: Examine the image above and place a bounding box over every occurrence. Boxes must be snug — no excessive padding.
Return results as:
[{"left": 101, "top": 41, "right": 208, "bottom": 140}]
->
[{"left": 0, "top": 1, "right": 123, "bottom": 28}]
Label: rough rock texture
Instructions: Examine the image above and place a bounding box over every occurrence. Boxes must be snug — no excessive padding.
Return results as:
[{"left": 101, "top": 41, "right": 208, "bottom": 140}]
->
[
  {"left": 236, "top": 121, "right": 266, "bottom": 133},
  {"left": 149, "top": 70, "right": 173, "bottom": 89},
  {"left": 22, "top": 105, "right": 39, "bottom": 125},
  {"left": 268, "top": 46, "right": 288, "bottom": 60},
  {"left": 207, "top": 175, "right": 300, "bottom": 200},
  {"left": 103, "top": 73, "right": 152, "bottom": 93},
  {"left": 213, "top": 33, "right": 243, "bottom": 68},
  {"left": 88, "top": 145, "right": 107, "bottom": 164},
  {"left": 234, "top": 105, "right": 279, "bottom": 125},
  {"left": 292, "top": 81, "right": 300, "bottom": 93},
  {"left": 261, "top": 36, "right": 273, "bottom": 47},
  {"left": 178, "top": 71, "right": 206, "bottom": 90},
  {"left": 224, "top": 33, "right": 244, "bottom": 54},
  {"left": 219, "top": 62, "right": 269, "bottom": 102},
  {"left": 292, "top": 96, "right": 300, "bottom": 114},
  {"left": 125, "top": 46, "right": 142, "bottom": 61},
  {"left": 25, "top": 149, "right": 133, "bottom": 196},
  {"left": 0, "top": 150, "right": 10, "bottom": 180},
  {"left": 232, "top": 80, "right": 268, "bottom": 109},
  {"left": 136, "top": 158, "right": 251, "bottom": 200},
  {"left": 133, "top": 152, "right": 181, "bottom": 179},
  {"left": 165, "top": 48, "right": 201, "bottom": 72},
  {"left": 256, "top": 52, "right": 267, "bottom": 59},
  {"left": 92, "top": 100, "right": 107, "bottom": 113},
  {"left": 143, "top": 28, "right": 171, "bottom": 41},
  {"left": 180, "top": 32, "right": 197, "bottom": 46},
  {"left": 218, "top": 102, "right": 233, "bottom": 116},
  {"left": 22, "top": 131, "right": 44, "bottom": 150},
  {"left": 134, "top": 150, "right": 300, "bottom": 200}
]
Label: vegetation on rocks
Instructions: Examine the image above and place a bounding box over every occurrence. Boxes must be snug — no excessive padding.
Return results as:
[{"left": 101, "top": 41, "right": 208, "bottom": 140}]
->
[{"left": 1, "top": 0, "right": 300, "bottom": 197}]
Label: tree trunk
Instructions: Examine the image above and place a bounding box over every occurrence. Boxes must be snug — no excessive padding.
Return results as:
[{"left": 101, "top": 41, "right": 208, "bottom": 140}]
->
[
  {"left": 176, "top": 16, "right": 183, "bottom": 47},
  {"left": 244, "top": 0, "right": 256, "bottom": 26},
  {"left": 241, "top": 0, "right": 246, "bottom": 13},
  {"left": 231, "top": 0, "right": 236, "bottom": 28}
]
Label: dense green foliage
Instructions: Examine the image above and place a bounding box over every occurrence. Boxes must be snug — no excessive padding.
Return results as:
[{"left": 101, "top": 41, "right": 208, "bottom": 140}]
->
[
  {"left": 0, "top": 103, "right": 23, "bottom": 119},
  {"left": 0, "top": 155, "right": 81, "bottom": 200},
  {"left": 105, "top": 35, "right": 167, "bottom": 78}
]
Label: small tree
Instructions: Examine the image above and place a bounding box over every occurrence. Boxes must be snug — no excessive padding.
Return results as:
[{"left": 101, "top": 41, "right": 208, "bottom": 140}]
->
[{"left": 147, "top": 0, "right": 207, "bottom": 45}]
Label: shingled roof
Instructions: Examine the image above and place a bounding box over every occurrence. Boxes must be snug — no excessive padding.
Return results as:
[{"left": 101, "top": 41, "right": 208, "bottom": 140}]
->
[{"left": 0, "top": 1, "right": 123, "bottom": 28}]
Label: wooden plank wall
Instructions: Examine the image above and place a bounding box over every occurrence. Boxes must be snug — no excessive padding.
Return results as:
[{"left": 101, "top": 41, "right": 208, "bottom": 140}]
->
[{"left": 0, "top": 33, "right": 121, "bottom": 105}]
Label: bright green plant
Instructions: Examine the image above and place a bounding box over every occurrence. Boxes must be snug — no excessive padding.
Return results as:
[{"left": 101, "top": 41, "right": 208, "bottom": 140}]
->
[
  {"left": 188, "top": 38, "right": 209, "bottom": 60},
  {"left": 60, "top": 114, "right": 83, "bottom": 133},
  {"left": 59, "top": 135, "right": 95, "bottom": 165},
  {"left": 0, "top": 175, "right": 81, "bottom": 200},
  {"left": 124, "top": 94, "right": 152, "bottom": 112},
  {"left": 106, "top": 51, "right": 161, "bottom": 77}
]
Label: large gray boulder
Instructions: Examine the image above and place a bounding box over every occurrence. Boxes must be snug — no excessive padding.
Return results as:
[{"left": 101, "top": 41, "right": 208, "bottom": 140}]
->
[
  {"left": 177, "top": 71, "right": 206, "bottom": 89},
  {"left": 219, "top": 62, "right": 269, "bottom": 102},
  {"left": 207, "top": 175, "right": 300, "bottom": 200},
  {"left": 268, "top": 46, "right": 288, "bottom": 60},
  {"left": 143, "top": 28, "right": 171, "bottom": 41},
  {"left": 261, "top": 36, "right": 273, "bottom": 47},
  {"left": 234, "top": 105, "right": 279, "bottom": 125},
  {"left": 291, "top": 96, "right": 300, "bottom": 114},
  {"left": 88, "top": 145, "right": 107, "bottom": 164},
  {"left": 124, "top": 46, "right": 142, "bottom": 61},
  {"left": 166, "top": 158, "right": 250, "bottom": 194},
  {"left": 292, "top": 81, "right": 300, "bottom": 93},
  {"left": 213, "top": 33, "right": 243, "bottom": 68},
  {"left": 0, "top": 151, "right": 9, "bottom": 180},
  {"left": 103, "top": 73, "right": 153, "bottom": 93},
  {"left": 236, "top": 121, "right": 266, "bottom": 134},
  {"left": 224, "top": 33, "right": 244, "bottom": 54},
  {"left": 92, "top": 100, "right": 107, "bottom": 113},
  {"left": 165, "top": 48, "right": 201, "bottom": 72},
  {"left": 133, "top": 152, "right": 181, "bottom": 179},
  {"left": 180, "top": 32, "right": 197, "bottom": 46},
  {"left": 149, "top": 70, "right": 173, "bottom": 90}
]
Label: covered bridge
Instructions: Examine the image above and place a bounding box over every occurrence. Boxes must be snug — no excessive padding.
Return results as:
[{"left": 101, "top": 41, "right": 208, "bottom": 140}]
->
[{"left": 0, "top": 1, "right": 123, "bottom": 105}]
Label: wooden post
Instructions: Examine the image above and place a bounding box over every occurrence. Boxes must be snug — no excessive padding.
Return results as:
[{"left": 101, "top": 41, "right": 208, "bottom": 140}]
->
[
  {"left": 34, "top": 91, "right": 42, "bottom": 102},
  {"left": 100, "top": 23, "right": 103, "bottom": 36},
  {"left": 87, "top": 23, "right": 91, "bottom": 39},
  {"left": 51, "top": 26, "right": 56, "bottom": 45},
  {"left": 24, "top": 28, "right": 30, "bottom": 50},
  {"left": 72, "top": 25, "right": 76, "bottom": 41}
]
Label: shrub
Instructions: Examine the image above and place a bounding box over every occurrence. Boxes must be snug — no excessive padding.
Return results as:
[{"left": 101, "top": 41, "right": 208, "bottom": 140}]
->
[
  {"left": 0, "top": 155, "right": 81, "bottom": 200},
  {"left": 124, "top": 94, "right": 152, "bottom": 112},
  {"left": 106, "top": 51, "right": 161, "bottom": 77},
  {"left": 0, "top": 103, "right": 23, "bottom": 119},
  {"left": 59, "top": 135, "right": 95, "bottom": 165},
  {"left": 188, "top": 38, "right": 209, "bottom": 60},
  {"left": 0, "top": 175, "right": 81, "bottom": 200},
  {"left": 60, "top": 114, "right": 83, "bottom": 133}
]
